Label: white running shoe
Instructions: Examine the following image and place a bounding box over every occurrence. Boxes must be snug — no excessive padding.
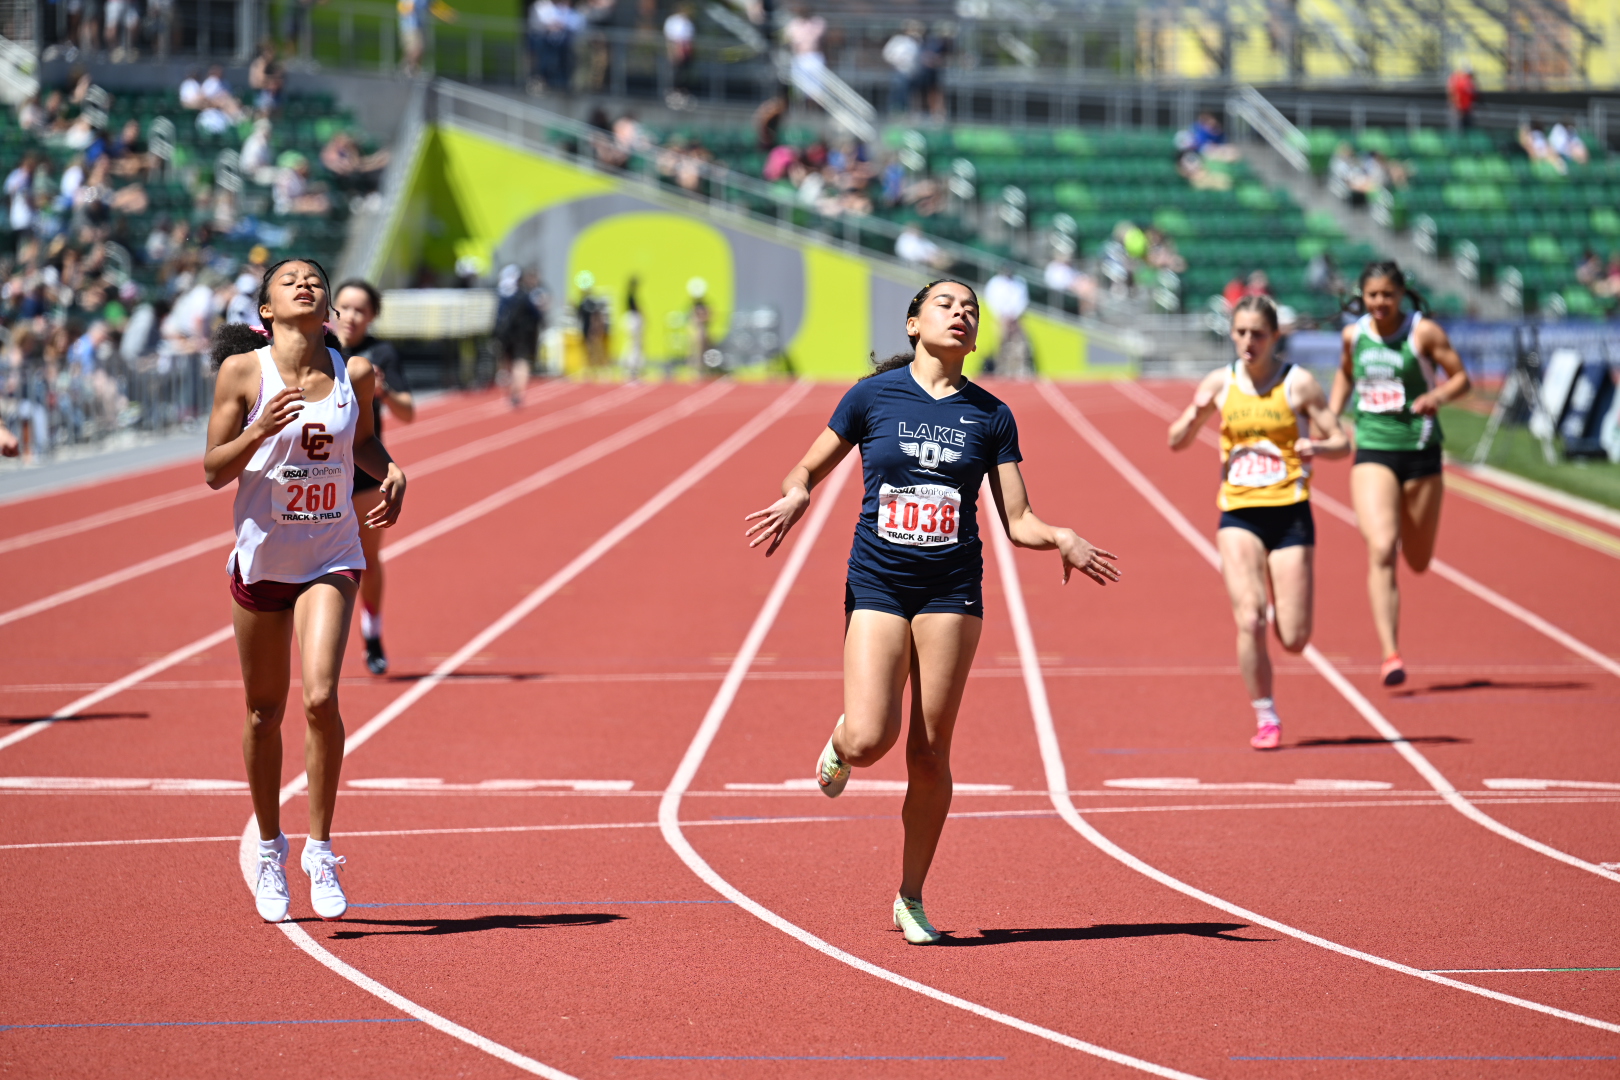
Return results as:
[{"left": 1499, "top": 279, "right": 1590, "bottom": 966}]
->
[
  {"left": 254, "top": 850, "right": 290, "bottom": 922},
  {"left": 892, "top": 894, "right": 942, "bottom": 945},
  {"left": 816, "top": 718, "right": 851, "bottom": 798},
  {"left": 302, "top": 851, "right": 349, "bottom": 920}
]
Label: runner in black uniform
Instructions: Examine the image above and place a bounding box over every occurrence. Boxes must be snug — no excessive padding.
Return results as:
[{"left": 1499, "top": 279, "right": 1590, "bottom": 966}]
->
[
  {"left": 746, "top": 279, "right": 1121, "bottom": 944},
  {"left": 333, "top": 279, "right": 415, "bottom": 675}
]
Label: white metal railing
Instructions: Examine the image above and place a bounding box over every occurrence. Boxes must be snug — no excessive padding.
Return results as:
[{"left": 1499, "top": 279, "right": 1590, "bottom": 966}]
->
[
  {"left": 773, "top": 50, "right": 877, "bottom": 143},
  {"left": 1227, "top": 85, "right": 1309, "bottom": 172},
  {"left": 341, "top": 77, "right": 429, "bottom": 284}
]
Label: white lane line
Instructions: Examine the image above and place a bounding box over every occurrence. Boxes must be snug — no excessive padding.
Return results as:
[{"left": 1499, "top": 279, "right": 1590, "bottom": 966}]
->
[
  {"left": 1429, "top": 967, "right": 1620, "bottom": 974},
  {"left": 234, "top": 381, "right": 812, "bottom": 1076},
  {"left": 0, "top": 384, "right": 652, "bottom": 634},
  {"left": 1455, "top": 461, "right": 1620, "bottom": 531},
  {"left": 0, "top": 384, "right": 735, "bottom": 755},
  {"left": 14, "top": 794, "right": 1620, "bottom": 851},
  {"left": 1108, "top": 380, "right": 1620, "bottom": 681},
  {"left": 987, "top": 478, "right": 1620, "bottom": 1036},
  {"left": 1068, "top": 382, "right": 1620, "bottom": 882},
  {"left": 0, "top": 385, "right": 578, "bottom": 560},
  {"left": 656, "top": 458, "right": 1209, "bottom": 1080}
]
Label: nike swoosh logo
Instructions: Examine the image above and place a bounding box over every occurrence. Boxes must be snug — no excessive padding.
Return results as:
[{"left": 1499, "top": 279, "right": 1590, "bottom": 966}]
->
[
  {"left": 337, "top": 399, "right": 351, "bottom": 408},
  {"left": 959, "top": 417, "right": 978, "bottom": 424}
]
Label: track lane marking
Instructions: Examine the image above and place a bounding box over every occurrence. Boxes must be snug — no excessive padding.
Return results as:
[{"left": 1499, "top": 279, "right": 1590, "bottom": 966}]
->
[
  {"left": 656, "top": 456, "right": 1210, "bottom": 1080},
  {"left": 1016, "top": 393, "right": 1620, "bottom": 1032},
  {"left": 0, "top": 382, "right": 733, "bottom": 754},
  {"left": 1109, "top": 380, "right": 1620, "bottom": 680},
  {"left": 1443, "top": 472, "right": 1620, "bottom": 559},
  {"left": 1455, "top": 461, "right": 1620, "bottom": 531},
  {"left": 0, "top": 383, "right": 650, "bottom": 633},
  {"left": 1045, "top": 383, "right": 1620, "bottom": 884},
  {"left": 0, "top": 383, "right": 578, "bottom": 558},
  {"left": 229, "top": 381, "right": 812, "bottom": 1077}
]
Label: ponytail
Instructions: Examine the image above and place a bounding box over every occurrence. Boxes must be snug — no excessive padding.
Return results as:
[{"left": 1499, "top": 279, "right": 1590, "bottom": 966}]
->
[{"left": 211, "top": 321, "right": 267, "bottom": 370}]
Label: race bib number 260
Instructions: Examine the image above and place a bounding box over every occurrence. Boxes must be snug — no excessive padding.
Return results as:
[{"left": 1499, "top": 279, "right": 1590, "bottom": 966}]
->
[
  {"left": 877, "top": 483, "right": 960, "bottom": 547},
  {"left": 271, "top": 463, "right": 348, "bottom": 525}
]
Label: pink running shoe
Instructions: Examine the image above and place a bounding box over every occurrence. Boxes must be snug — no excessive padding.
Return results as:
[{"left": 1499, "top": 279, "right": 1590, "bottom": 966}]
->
[
  {"left": 1250, "top": 723, "right": 1281, "bottom": 750},
  {"left": 1380, "top": 654, "right": 1407, "bottom": 687}
]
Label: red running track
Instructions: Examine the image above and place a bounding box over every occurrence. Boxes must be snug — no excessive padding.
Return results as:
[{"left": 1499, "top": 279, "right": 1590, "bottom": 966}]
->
[{"left": 1, "top": 378, "right": 1616, "bottom": 1079}]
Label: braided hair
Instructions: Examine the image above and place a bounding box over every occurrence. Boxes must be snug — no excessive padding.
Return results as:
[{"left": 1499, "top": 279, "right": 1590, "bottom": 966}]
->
[
  {"left": 1341, "top": 259, "right": 1428, "bottom": 319},
  {"left": 862, "top": 278, "right": 980, "bottom": 380}
]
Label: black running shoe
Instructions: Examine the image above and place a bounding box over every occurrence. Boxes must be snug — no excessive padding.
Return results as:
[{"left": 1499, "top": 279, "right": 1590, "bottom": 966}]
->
[{"left": 363, "top": 636, "right": 388, "bottom": 675}]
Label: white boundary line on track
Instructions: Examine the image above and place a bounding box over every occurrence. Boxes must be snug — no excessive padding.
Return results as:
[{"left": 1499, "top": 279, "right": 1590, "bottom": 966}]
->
[
  {"left": 986, "top": 475, "right": 1620, "bottom": 1035},
  {"left": 1074, "top": 381, "right": 1620, "bottom": 881},
  {"left": 228, "top": 380, "right": 812, "bottom": 1077},
  {"left": 655, "top": 456, "right": 1211, "bottom": 1080},
  {"left": 0, "top": 382, "right": 734, "bottom": 755},
  {"left": 0, "top": 384, "right": 577, "bottom": 559},
  {"left": 1108, "top": 380, "right": 1620, "bottom": 681},
  {"left": 1455, "top": 461, "right": 1620, "bottom": 531},
  {"left": 0, "top": 384, "right": 645, "bottom": 633}
]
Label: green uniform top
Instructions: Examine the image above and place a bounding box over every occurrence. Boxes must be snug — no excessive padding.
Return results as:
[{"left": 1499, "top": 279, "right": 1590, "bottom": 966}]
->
[{"left": 1349, "top": 312, "right": 1441, "bottom": 452}]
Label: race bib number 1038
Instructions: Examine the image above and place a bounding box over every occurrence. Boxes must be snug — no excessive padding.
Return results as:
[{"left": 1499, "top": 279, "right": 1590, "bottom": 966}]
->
[
  {"left": 271, "top": 463, "right": 348, "bottom": 525},
  {"left": 877, "top": 483, "right": 960, "bottom": 546}
]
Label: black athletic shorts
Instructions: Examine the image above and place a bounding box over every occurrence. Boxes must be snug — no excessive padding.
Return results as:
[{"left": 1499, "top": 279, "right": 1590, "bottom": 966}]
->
[
  {"left": 1354, "top": 445, "right": 1444, "bottom": 484},
  {"left": 845, "top": 578, "right": 984, "bottom": 620},
  {"left": 1218, "top": 502, "right": 1316, "bottom": 551}
]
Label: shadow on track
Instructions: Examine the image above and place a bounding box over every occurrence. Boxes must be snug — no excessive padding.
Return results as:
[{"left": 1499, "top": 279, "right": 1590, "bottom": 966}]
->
[
  {"left": 938, "top": 922, "right": 1268, "bottom": 946},
  {"left": 1392, "top": 679, "right": 1589, "bottom": 697},
  {"left": 1292, "top": 735, "right": 1469, "bottom": 748},
  {"left": 320, "top": 913, "right": 626, "bottom": 939},
  {"left": 2, "top": 711, "right": 148, "bottom": 724}
]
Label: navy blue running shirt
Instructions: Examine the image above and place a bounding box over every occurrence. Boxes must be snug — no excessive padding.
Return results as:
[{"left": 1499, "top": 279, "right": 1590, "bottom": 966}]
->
[{"left": 827, "top": 364, "right": 1021, "bottom": 589}]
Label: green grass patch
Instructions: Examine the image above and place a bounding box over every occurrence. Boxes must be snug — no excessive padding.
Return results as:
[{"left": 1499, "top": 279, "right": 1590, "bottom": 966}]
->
[{"left": 1440, "top": 404, "right": 1620, "bottom": 510}]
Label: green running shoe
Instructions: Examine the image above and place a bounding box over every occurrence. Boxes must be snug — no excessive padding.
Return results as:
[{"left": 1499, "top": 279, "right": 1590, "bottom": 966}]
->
[
  {"left": 892, "top": 894, "right": 941, "bottom": 945},
  {"left": 816, "top": 718, "right": 851, "bottom": 798}
]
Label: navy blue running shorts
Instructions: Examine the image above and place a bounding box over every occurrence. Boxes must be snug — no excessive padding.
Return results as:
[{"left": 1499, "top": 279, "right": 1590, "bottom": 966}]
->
[
  {"left": 845, "top": 578, "right": 984, "bottom": 620},
  {"left": 1217, "top": 502, "right": 1316, "bottom": 551}
]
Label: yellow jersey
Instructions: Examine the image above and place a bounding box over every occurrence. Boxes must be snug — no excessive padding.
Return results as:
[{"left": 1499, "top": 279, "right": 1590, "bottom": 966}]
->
[{"left": 1217, "top": 362, "right": 1311, "bottom": 511}]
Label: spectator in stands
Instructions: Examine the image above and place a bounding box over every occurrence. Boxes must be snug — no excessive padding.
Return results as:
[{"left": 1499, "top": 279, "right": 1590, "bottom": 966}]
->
[
  {"left": 530, "top": 0, "right": 583, "bottom": 93},
  {"left": 1307, "top": 251, "right": 1344, "bottom": 296},
  {"left": 103, "top": 0, "right": 140, "bottom": 60},
  {"left": 763, "top": 141, "right": 798, "bottom": 183},
  {"left": 754, "top": 92, "right": 786, "bottom": 152},
  {"left": 883, "top": 21, "right": 923, "bottom": 116},
  {"left": 985, "top": 264, "right": 1032, "bottom": 375},
  {"left": 225, "top": 270, "right": 260, "bottom": 325},
  {"left": 1519, "top": 122, "right": 1566, "bottom": 175},
  {"left": 1186, "top": 112, "right": 1240, "bottom": 163},
  {"left": 249, "top": 40, "right": 279, "bottom": 92},
  {"left": 321, "top": 130, "right": 390, "bottom": 187},
  {"left": 400, "top": 0, "right": 457, "bottom": 78},
  {"left": 895, "top": 224, "right": 947, "bottom": 270},
  {"left": 782, "top": 5, "right": 827, "bottom": 101},
  {"left": 242, "top": 118, "right": 275, "bottom": 178},
  {"left": 200, "top": 64, "right": 245, "bottom": 120},
  {"left": 917, "top": 23, "right": 954, "bottom": 120},
  {"left": 1550, "top": 119, "right": 1589, "bottom": 166},
  {"left": 16, "top": 94, "right": 45, "bottom": 134},
  {"left": 1044, "top": 251, "right": 1097, "bottom": 315},
  {"left": 109, "top": 118, "right": 153, "bottom": 179},
  {"left": 179, "top": 67, "right": 207, "bottom": 109},
  {"left": 147, "top": 0, "right": 175, "bottom": 58},
  {"left": 1448, "top": 64, "right": 1476, "bottom": 130},
  {"left": 6, "top": 153, "right": 36, "bottom": 245},
  {"left": 272, "top": 154, "right": 330, "bottom": 215},
  {"left": 1576, "top": 248, "right": 1604, "bottom": 288},
  {"left": 1592, "top": 253, "right": 1620, "bottom": 300},
  {"left": 282, "top": 0, "right": 317, "bottom": 52},
  {"left": 663, "top": 3, "right": 696, "bottom": 110},
  {"left": 1222, "top": 269, "right": 1270, "bottom": 309},
  {"left": 613, "top": 112, "right": 649, "bottom": 160},
  {"left": 1145, "top": 228, "right": 1186, "bottom": 274},
  {"left": 1177, "top": 148, "right": 1231, "bottom": 190}
]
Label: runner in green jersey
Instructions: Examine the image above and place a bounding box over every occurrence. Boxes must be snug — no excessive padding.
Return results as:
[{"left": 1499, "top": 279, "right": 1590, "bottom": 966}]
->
[{"left": 1329, "top": 262, "right": 1470, "bottom": 687}]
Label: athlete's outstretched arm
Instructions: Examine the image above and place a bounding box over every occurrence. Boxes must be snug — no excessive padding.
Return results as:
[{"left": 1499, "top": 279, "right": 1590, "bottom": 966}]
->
[
  {"left": 1294, "top": 371, "right": 1351, "bottom": 461},
  {"left": 1410, "top": 321, "right": 1471, "bottom": 415},
  {"left": 744, "top": 426, "right": 854, "bottom": 556},
  {"left": 988, "top": 461, "right": 1120, "bottom": 586},
  {"left": 348, "top": 356, "right": 407, "bottom": 529},
  {"left": 203, "top": 351, "right": 305, "bottom": 489},
  {"left": 1168, "top": 368, "right": 1224, "bottom": 451}
]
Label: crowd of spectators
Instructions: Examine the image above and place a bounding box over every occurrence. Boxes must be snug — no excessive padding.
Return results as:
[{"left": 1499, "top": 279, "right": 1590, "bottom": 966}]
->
[
  {"left": 1328, "top": 141, "right": 1409, "bottom": 206},
  {"left": 0, "top": 53, "right": 378, "bottom": 462},
  {"left": 1519, "top": 119, "right": 1590, "bottom": 175}
]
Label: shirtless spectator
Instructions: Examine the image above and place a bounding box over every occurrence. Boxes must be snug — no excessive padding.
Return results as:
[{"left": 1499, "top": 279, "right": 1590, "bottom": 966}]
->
[{"left": 320, "top": 131, "right": 390, "bottom": 186}]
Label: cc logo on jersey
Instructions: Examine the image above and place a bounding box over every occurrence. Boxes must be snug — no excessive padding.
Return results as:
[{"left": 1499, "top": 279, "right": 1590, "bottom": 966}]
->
[{"left": 301, "top": 423, "right": 334, "bottom": 461}]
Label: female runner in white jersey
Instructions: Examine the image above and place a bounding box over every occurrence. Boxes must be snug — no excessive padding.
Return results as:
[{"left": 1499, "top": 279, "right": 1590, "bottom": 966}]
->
[
  {"left": 204, "top": 258, "right": 407, "bottom": 923},
  {"left": 746, "top": 279, "right": 1120, "bottom": 944}
]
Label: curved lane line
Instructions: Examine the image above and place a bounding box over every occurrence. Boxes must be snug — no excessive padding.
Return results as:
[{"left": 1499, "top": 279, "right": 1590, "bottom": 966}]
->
[
  {"left": 1036, "top": 383, "right": 1620, "bottom": 882},
  {"left": 1108, "top": 380, "right": 1620, "bottom": 681},
  {"left": 231, "top": 381, "right": 811, "bottom": 1075},
  {"left": 0, "top": 382, "right": 732, "bottom": 754},
  {"left": 986, "top": 495, "right": 1620, "bottom": 1034},
  {"left": 656, "top": 456, "right": 1210, "bottom": 1080},
  {"left": 0, "top": 384, "right": 648, "bottom": 632}
]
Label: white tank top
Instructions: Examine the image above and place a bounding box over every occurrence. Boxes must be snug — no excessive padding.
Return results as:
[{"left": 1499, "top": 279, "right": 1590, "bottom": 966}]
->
[{"left": 229, "top": 345, "right": 366, "bottom": 584}]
